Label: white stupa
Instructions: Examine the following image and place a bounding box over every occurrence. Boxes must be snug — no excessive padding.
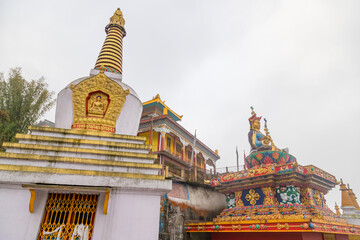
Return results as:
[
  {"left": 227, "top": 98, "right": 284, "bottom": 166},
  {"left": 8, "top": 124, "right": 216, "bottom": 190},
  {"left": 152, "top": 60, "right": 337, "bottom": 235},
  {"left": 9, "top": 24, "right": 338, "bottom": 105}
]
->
[{"left": 0, "top": 8, "right": 171, "bottom": 240}]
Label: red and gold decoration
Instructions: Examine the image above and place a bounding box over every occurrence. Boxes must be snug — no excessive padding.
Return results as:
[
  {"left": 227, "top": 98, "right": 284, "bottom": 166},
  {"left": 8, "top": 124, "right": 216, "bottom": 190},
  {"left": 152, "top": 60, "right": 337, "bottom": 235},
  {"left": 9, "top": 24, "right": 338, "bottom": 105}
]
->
[
  {"left": 186, "top": 107, "right": 360, "bottom": 238},
  {"left": 71, "top": 67, "right": 129, "bottom": 132}
]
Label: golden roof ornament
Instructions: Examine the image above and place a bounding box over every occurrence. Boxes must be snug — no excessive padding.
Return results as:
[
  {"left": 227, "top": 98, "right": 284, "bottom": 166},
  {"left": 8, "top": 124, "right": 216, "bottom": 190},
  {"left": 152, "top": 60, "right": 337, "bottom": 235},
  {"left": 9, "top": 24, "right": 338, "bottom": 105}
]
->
[
  {"left": 335, "top": 202, "right": 341, "bottom": 216},
  {"left": 95, "top": 8, "right": 126, "bottom": 75},
  {"left": 105, "top": 8, "right": 126, "bottom": 36},
  {"left": 99, "top": 65, "right": 106, "bottom": 73},
  {"left": 109, "top": 8, "right": 125, "bottom": 28},
  {"left": 339, "top": 180, "right": 354, "bottom": 207}
]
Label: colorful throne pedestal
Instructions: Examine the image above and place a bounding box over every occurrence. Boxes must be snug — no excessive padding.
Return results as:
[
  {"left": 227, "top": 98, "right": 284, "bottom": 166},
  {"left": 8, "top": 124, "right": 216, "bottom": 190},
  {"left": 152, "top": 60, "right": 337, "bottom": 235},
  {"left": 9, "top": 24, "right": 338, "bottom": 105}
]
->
[
  {"left": 186, "top": 151, "right": 360, "bottom": 239},
  {"left": 185, "top": 109, "right": 360, "bottom": 240}
]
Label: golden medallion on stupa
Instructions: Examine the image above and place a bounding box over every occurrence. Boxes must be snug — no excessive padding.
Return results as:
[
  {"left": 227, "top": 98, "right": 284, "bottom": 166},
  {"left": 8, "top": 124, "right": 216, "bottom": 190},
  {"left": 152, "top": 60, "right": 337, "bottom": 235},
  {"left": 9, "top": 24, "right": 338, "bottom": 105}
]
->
[{"left": 70, "top": 67, "right": 129, "bottom": 133}]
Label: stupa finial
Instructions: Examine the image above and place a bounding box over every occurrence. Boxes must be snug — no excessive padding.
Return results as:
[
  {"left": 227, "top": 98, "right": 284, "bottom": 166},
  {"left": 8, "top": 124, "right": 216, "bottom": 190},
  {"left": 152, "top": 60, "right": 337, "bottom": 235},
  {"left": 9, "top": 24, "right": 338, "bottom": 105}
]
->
[
  {"left": 340, "top": 180, "right": 354, "bottom": 207},
  {"left": 108, "top": 8, "right": 125, "bottom": 29},
  {"left": 94, "top": 8, "right": 126, "bottom": 75}
]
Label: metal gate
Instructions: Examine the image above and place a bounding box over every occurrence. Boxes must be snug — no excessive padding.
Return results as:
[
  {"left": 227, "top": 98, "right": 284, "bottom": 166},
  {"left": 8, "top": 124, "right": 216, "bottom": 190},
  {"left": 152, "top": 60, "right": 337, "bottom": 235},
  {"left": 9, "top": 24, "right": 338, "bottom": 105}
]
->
[{"left": 37, "top": 193, "right": 98, "bottom": 240}]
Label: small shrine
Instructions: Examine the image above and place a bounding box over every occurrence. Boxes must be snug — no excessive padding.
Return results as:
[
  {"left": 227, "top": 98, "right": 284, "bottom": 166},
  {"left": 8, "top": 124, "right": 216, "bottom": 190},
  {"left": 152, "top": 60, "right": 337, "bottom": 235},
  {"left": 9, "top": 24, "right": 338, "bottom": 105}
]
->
[
  {"left": 339, "top": 181, "right": 360, "bottom": 226},
  {"left": 185, "top": 108, "right": 360, "bottom": 240}
]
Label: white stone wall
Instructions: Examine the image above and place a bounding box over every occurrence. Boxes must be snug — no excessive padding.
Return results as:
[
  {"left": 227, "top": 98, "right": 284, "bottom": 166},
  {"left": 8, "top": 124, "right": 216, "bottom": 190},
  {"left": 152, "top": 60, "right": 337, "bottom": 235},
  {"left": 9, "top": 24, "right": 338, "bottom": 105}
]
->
[
  {"left": 0, "top": 185, "right": 164, "bottom": 240},
  {"left": 0, "top": 184, "right": 47, "bottom": 240},
  {"left": 93, "top": 189, "right": 162, "bottom": 240},
  {"left": 342, "top": 206, "right": 360, "bottom": 225}
]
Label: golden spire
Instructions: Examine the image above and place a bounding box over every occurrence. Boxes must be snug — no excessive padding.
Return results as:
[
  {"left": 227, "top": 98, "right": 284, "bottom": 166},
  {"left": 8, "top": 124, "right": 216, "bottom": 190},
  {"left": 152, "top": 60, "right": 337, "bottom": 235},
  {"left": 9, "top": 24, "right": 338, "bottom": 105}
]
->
[
  {"left": 347, "top": 184, "right": 360, "bottom": 210},
  {"left": 335, "top": 202, "right": 341, "bottom": 216},
  {"left": 94, "top": 8, "right": 126, "bottom": 75},
  {"left": 340, "top": 179, "right": 354, "bottom": 207}
]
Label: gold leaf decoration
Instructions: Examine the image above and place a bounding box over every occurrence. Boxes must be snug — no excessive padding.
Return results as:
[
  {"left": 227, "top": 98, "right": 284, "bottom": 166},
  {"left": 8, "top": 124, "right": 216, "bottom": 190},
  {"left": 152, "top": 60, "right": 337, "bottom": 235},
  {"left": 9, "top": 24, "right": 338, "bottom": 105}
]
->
[{"left": 71, "top": 72, "right": 129, "bottom": 133}]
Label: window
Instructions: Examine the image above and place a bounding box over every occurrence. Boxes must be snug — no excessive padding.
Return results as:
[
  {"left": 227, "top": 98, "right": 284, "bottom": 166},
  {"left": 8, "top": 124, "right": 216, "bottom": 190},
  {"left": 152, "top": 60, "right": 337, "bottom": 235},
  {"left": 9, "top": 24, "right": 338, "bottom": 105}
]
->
[
  {"left": 187, "top": 151, "right": 192, "bottom": 161},
  {"left": 176, "top": 143, "right": 182, "bottom": 153},
  {"left": 166, "top": 137, "right": 171, "bottom": 149},
  {"left": 37, "top": 193, "right": 98, "bottom": 240}
]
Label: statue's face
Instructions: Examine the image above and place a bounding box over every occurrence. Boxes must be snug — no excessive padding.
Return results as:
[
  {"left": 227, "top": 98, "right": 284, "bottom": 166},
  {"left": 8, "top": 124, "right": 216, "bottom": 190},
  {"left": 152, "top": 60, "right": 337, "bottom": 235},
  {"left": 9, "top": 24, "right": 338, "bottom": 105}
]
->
[
  {"left": 96, "top": 96, "right": 101, "bottom": 102},
  {"left": 253, "top": 120, "right": 260, "bottom": 130}
]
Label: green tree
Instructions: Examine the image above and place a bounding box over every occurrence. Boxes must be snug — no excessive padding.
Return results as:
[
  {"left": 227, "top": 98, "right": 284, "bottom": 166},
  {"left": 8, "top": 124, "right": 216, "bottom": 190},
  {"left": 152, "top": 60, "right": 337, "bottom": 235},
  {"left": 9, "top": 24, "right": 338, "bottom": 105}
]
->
[{"left": 0, "top": 68, "right": 55, "bottom": 146}]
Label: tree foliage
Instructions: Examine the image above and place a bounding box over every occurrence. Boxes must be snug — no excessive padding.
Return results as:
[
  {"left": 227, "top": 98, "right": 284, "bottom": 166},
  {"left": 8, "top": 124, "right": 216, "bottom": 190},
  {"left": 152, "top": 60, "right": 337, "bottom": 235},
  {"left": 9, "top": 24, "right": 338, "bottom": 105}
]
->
[{"left": 0, "top": 68, "right": 55, "bottom": 145}]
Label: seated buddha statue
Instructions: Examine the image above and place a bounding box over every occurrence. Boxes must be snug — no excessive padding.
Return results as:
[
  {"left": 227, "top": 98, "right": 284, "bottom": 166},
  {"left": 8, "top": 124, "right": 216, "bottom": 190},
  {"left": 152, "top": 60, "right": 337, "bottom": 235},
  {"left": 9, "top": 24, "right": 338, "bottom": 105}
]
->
[
  {"left": 88, "top": 95, "right": 105, "bottom": 117},
  {"left": 248, "top": 107, "right": 273, "bottom": 153}
]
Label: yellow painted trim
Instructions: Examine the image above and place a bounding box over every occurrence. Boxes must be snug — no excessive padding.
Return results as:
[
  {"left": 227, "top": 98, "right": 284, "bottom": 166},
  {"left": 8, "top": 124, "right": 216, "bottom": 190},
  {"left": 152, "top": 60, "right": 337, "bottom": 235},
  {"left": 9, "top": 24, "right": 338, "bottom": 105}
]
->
[
  {"left": 29, "top": 189, "right": 35, "bottom": 213},
  {"left": 104, "top": 189, "right": 110, "bottom": 215},
  {"left": 22, "top": 184, "right": 110, "bottom": 192},
  {"left": 105, "top": 34, "right": 122, "bottom": 40},
  {"left": 0, "top": 152, "right": 162, "bottom": 169},
  {"left": 185, "top": 230, "right": 359, "bottom": 234},
  {"left": 28, "top": 126, "right": 146, "bottom": 141},
  {"left": 0, "top": 164, "right": 165, "bottom": 180},
  {"left": 3, "top": 143, "right": 158, "bottom": 160},
  {"left": 185, "top": 219, "right": 360, "bottom": 228},
  {"left": 108, "top": 27, "right": 122, "bottom": 32},
  {"left": 186, "top": 219, "right": 310, "bottom": 225},
  {"left": 97, "top": 54, "right": 121, "bottom": 62},
  {"left": 142, "top": 98, "right": 182, "bottom": 120},
  {"left": 100, "top": 38, "right": 122, "bottom": 45},
  {"left": 15, "top": 134, "right": 152, "bottom": 150},
  {"left": 165, "top": 166, "right": 169, "bottom": 178}
]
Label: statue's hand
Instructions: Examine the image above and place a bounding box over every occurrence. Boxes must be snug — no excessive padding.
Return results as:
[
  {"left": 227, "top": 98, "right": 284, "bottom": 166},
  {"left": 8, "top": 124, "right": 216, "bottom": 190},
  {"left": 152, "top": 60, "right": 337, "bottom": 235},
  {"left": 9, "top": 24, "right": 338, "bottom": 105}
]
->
[{"left": 263, "top": 135, "right": 271, "bottom": 145}]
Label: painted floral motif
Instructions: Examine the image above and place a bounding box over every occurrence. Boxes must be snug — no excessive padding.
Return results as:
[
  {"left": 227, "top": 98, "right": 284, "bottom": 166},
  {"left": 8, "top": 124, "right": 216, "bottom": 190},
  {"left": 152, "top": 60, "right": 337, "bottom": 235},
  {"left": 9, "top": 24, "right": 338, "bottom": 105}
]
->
[
  {"left": 278, "top": 158, "right": 285, "bottom": 165},
  {"left": 272, "top": 152, "right": 279, "bottom": 159},
  {"left": 264, "top": 156, "right": 273, "bottom": 164},
  {"left": 252, "top": 159, "right": 258, "bottom": 166},
  {"left": 245, "top": 151, "right": 296, "bottom": 169}
]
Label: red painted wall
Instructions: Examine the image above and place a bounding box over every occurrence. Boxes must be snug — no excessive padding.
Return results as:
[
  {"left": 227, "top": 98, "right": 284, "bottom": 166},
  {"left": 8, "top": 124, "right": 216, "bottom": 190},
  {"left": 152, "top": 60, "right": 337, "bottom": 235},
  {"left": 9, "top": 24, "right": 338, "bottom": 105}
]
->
[{"left": 335, "top": 234, "right": 350, "bottom": 240}]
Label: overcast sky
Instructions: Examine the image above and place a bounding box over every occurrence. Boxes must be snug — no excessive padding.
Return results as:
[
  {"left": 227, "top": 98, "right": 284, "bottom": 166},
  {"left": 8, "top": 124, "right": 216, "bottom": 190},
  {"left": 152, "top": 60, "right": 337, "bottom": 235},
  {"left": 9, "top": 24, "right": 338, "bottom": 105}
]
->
[{"left": 1, "top": 0, "right": 359, "bottom": 212}]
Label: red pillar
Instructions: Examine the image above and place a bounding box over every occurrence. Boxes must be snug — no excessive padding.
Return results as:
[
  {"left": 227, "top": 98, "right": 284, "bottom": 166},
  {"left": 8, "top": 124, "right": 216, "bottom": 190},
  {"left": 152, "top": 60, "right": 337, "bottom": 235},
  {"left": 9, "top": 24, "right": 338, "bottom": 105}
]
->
[
  {"left": 181, "top": 146, "right": 185, "bottom": 161},
  {"left": 160, "top": 132, "right": 165, "bottom": 151},
  {"left": 149, "top": 118, "right": 153, "bottom": 153}
]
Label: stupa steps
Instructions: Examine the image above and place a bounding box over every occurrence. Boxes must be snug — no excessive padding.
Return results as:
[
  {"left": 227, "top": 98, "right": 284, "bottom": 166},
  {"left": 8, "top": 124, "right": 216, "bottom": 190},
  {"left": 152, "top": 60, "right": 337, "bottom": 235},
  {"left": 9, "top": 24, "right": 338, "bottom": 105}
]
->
[
  {"left": 3, "top": 142, "right": 156, "bottom": 163},
  {"left": 15, "top": 133, "right": 150, "bottom": 154},
  {"left": 28, "top": 126, "right": 146, "bottom": 145},
  {"left": 0, "top": 152, "right": 159, "bottom": 175},
  {"left": 0, "top": 125, "right": 167, "bottom": 185},
  {"left": 0, "top": 164, "right": 164, "bottom": 183}
]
